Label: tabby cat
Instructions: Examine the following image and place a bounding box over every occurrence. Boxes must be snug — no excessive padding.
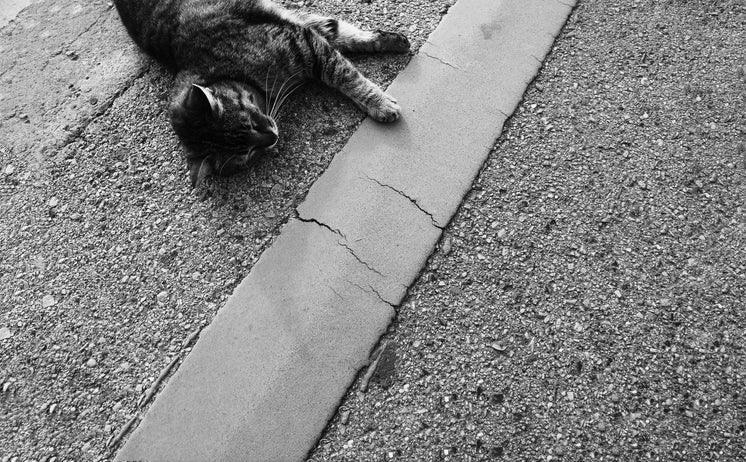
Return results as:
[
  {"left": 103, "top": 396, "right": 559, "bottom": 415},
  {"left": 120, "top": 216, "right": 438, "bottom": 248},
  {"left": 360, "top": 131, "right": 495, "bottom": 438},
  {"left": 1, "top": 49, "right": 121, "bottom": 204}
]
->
[{"left": 113, "top": 0, "right": 410, "bottom": 186}]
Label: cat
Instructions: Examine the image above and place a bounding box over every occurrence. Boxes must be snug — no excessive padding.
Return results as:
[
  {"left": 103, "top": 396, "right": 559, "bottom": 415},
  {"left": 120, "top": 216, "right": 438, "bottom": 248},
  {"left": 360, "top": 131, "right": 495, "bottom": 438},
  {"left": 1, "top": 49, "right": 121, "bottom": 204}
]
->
[{"left": 113, "top": 0, "right": 410, "bottom": 186}]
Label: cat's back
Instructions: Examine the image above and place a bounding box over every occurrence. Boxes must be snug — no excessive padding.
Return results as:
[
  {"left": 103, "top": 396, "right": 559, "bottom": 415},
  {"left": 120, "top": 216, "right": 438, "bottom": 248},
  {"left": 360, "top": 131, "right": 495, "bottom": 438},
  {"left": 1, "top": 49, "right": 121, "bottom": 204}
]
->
[
  {"left": 114, "top": 0, "right": 274, "bottom": 68},
  {"left": 114, "top": 0, "right": 185, "bottom": 66}
]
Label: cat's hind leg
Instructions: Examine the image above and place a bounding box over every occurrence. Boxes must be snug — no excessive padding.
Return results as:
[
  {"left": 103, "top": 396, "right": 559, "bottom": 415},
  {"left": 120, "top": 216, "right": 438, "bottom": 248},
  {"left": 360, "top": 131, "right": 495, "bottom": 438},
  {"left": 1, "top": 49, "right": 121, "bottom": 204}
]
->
[
  {"left": 263, "top": 0, "right": 409, "bottom": 53},
  {"left": 291, "top": 12, "right": 410, "bottom": 54},
  {"left": 311, "top": 16, "right": 410, "bottom": 54}
]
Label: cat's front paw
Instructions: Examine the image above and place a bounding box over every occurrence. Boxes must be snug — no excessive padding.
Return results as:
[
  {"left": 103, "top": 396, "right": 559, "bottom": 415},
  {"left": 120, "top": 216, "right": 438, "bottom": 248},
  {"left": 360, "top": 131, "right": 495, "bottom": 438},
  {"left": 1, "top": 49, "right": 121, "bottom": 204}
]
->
[
  {"left": 369, "top": 93, "right": 401, "bottom": 123},
  {"left": 375, "top": 30, "right": 410, "bottom": 53}
]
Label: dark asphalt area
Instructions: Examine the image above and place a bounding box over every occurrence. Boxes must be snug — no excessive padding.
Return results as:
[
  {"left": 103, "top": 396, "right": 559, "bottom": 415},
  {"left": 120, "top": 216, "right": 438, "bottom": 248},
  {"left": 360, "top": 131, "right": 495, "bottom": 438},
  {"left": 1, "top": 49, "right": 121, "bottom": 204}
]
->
[{"left": 310, "top": 0, "right": 746, "bottom": 460}]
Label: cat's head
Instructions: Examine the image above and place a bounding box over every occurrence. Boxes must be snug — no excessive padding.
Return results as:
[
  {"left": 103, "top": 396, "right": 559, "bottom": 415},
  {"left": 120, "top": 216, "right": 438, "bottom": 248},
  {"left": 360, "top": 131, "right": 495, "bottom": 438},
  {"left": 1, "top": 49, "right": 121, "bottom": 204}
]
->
[{"left": 170, "top": 80, "right": 279, "bottom": 187}]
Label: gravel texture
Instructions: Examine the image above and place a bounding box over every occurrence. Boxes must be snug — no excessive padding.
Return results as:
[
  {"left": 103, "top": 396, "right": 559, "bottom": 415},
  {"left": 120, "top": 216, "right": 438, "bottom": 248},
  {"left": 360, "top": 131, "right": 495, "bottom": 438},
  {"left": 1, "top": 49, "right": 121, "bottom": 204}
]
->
[
  {"left": 0, "top": 0, "right": 454, "bottom": 460},
  {"left": 310, "top": 0, "right": 746, "bottom": 461}
]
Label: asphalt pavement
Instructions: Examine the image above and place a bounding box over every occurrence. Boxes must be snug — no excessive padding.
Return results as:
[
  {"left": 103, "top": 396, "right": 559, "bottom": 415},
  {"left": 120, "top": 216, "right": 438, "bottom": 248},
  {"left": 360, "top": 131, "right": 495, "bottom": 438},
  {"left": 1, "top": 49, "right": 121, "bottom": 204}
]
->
[{"left": 311, "top": 1, "right": 746, "bottom": 460}]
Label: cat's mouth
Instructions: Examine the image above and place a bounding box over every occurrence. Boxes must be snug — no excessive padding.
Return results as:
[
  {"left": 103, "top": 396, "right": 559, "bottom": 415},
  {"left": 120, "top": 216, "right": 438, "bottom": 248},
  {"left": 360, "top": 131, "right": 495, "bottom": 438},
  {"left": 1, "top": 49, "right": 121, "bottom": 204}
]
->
[{"left": 246, "top": 136, "right": 278, "bottom": 160}]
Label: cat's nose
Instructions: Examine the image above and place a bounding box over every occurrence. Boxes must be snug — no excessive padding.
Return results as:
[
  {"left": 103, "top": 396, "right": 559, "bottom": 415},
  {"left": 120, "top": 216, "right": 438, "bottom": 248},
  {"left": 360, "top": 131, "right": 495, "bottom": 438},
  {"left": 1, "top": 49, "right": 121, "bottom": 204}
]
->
[
  {"left": 256, "top": 116, "right": 277, "bottom": 135},
  {"left": 253, "top": 117, "right": 278, "bottom": 148}
]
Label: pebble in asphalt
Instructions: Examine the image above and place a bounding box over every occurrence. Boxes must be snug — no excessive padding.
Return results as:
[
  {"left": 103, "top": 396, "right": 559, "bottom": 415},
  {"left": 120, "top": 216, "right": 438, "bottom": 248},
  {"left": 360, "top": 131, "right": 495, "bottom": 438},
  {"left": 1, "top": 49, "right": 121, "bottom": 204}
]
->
[{"left": 310, "top": 0, "right": 746, "bottom": 460}]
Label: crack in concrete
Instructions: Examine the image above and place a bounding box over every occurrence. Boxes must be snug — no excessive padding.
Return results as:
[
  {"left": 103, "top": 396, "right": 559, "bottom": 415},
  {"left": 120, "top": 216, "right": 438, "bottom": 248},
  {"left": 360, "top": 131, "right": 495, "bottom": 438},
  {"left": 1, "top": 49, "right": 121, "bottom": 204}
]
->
[
  {"left": 345, "top": 280, "right": 396, "bottom": 308},
  {"left": 296, "top": 212, "right": 386, "bottom": 277},
  {"left": 338, "top": 241, "right": 384, "bottom": 277},
  {"left": 421, "top": 51, "right": 462, "bottom": 71},
  {"left": 329, "top": 286, "right": 344, "bottom": 301},
  {"left": 364, "top": 175, "right": 444, "bottom": 229},
  {"left": 79, "top": 8, "right": 108, "bottom": 37},
  {"left": 367, "top": 284, "right": 397, "bottom": 308},
  {"left": 295, "top": 213, "right": 347, "bottom": 240}
]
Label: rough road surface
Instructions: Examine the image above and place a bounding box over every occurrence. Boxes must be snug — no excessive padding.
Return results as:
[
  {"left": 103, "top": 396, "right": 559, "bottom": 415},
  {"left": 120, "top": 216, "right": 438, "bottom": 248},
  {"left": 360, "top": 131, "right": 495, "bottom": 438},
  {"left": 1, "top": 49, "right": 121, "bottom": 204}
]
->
[
  {"left": 310, "top": 0, "right": 746, "bottom": 461},
  {"left": 0, "top": 0, "right": 453, "bottom": 459}
]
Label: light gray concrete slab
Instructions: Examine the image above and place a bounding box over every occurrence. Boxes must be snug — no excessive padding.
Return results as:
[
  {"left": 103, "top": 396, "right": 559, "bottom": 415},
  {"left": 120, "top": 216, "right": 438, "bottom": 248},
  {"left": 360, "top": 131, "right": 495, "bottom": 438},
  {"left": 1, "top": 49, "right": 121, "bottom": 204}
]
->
[
  {"left": 117, "top": 0, "right": 576, "bottom": 460},
  {"left": 118, "top": 219, "right": 395, "bottom": 461}
]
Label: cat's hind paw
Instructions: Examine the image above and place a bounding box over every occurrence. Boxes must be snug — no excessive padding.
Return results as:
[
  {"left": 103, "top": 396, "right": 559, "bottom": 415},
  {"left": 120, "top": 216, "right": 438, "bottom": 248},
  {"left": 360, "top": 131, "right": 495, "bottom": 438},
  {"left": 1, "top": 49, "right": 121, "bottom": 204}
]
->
[
  {"left": 368, "top": 93, "right": 401, "bottom": 123},
  {"left": 374, "top": 30, "right": 411, "bottom": 53}
]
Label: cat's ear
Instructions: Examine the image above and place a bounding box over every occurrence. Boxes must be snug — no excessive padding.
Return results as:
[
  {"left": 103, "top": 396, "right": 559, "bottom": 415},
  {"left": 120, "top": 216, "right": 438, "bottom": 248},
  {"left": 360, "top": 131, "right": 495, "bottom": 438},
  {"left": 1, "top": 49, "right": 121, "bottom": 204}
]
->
[
  {"left": 187, "top": 157, "right": 214, "bottom": 188},
  {"left": 185, "top": 84, "right": 221, "bottom": 118}
]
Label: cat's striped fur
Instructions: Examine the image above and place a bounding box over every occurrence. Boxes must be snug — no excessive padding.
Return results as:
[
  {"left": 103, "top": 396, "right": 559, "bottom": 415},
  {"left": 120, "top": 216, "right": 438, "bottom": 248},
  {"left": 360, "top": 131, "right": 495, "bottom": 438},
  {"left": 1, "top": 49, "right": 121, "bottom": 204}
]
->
[{"left": 114, "top": 0, "right": 410, "bottom": 186}]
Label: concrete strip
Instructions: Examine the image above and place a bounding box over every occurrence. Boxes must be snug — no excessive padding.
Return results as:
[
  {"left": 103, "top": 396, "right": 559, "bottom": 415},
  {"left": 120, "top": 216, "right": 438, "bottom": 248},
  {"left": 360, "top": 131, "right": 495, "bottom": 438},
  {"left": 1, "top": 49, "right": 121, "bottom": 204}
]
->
[
  {"left": 117, "top": 0, "right": 576, "bottom": 460},
  {"left": 0, "top": 0, "right": 142, "bottom": 168}
]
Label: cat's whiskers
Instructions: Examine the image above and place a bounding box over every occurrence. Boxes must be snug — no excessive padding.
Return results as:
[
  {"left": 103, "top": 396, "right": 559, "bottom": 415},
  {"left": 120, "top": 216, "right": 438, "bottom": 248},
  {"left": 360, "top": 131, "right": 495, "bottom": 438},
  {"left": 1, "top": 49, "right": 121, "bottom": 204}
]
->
[
  {"left": 273, "top": 82, "right": 303, "bottom": 120},
  {"left": 264, "top": 67, "right": 271, "bottom": 114},
  {"left": 218, "top": 154, "right": 240, "bottom": 177},
  {"left": 268, "top": 70, "right": 280, "bottom": 115},
  {"left": 269, "top": 76, "right": 290, "bottom": 118},
  {"left": 245, "top": 146, "right": 257, "bottom": 164},
  {"left": 270, "top": 70, "right": 303, "bottom": 119},
  {"left": 270, "top": 81, "right": 294, "bottom": 119}
]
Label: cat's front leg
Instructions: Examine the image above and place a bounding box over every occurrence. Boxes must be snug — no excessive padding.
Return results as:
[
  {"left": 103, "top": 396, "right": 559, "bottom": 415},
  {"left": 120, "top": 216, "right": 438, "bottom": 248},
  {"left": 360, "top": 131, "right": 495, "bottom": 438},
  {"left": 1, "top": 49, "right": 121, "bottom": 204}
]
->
[
  {"left": 362, "top": 91, "right": 401, "bottom": 123},
  {"left": 305, "top": 33, "right": 401, "bottom": 122},
  {"left": 332, "top": 60, "right": 401, "bottom": 123}
]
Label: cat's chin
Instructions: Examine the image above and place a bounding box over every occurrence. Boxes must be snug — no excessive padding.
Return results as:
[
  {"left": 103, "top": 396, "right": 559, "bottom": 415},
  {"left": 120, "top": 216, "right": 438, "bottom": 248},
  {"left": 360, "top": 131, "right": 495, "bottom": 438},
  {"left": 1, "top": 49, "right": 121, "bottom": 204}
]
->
[{"left": 246, "top": 143, "right": 277, "bottom": 163}]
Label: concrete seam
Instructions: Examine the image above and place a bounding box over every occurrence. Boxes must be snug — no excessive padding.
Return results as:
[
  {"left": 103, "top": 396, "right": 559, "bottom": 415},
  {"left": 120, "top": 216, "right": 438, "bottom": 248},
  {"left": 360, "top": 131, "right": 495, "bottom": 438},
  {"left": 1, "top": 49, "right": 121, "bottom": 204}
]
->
[
  {"left": 56, "top": 64, "right": 149, "bottom": 150},
  {"left": 76, "top": 7, "right": 110, "bottom": 40},
  {"left": 39, "top": 8, "right": 109, "bottom": 74}
]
